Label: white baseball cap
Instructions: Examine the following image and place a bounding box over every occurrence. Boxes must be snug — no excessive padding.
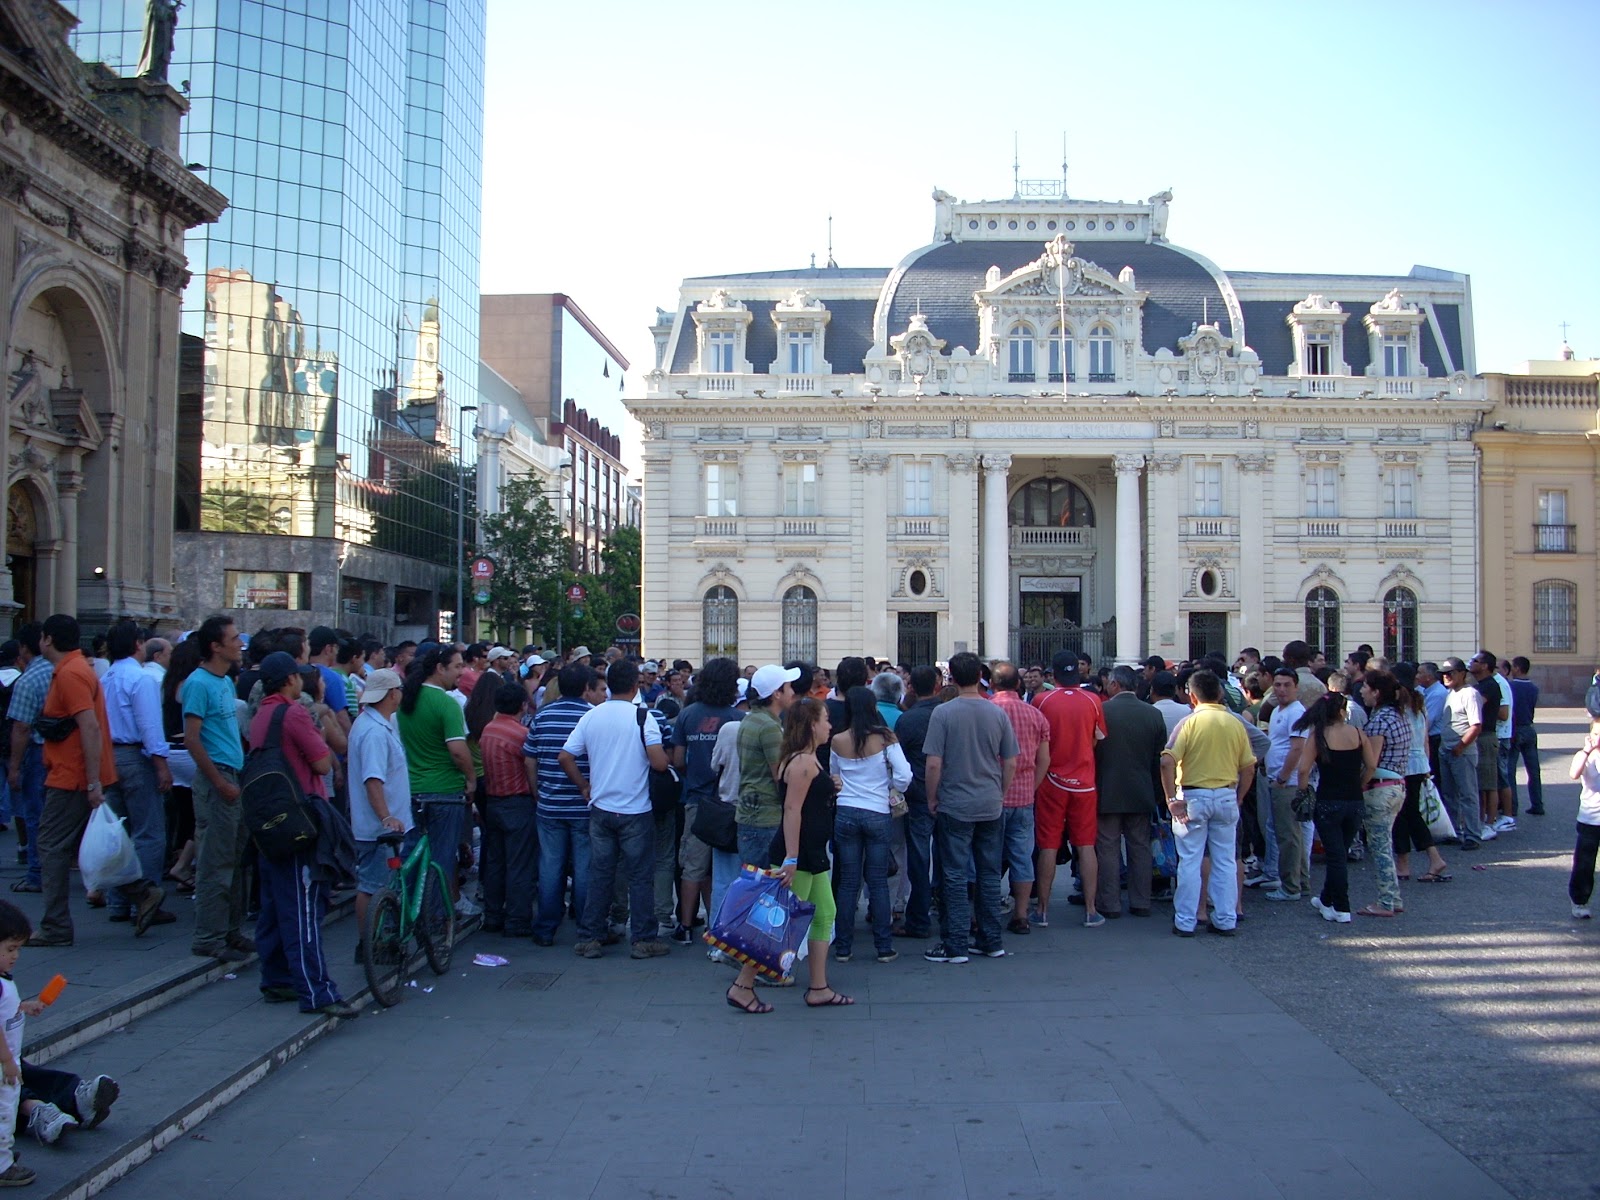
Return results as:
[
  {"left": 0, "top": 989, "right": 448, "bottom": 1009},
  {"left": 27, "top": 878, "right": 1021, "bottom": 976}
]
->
[{"left": 749, "top": 663, "right": 801, "bottom": 700}]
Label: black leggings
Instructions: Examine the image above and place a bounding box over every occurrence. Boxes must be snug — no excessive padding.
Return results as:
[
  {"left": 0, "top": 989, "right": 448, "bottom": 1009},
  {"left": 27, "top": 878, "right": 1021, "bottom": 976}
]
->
[
  {"left": 18, "top": 1061, "right": 80, "bottom": 1128},
  {"left": 1314, "top": 798, "right": 1361, "bottom": 913},
  {"left": 1571, "top": 823, "right": 1600, "bottom": 906},
  {"left": 1392, "top": 773, "right": 1435, "bottom": 856}
]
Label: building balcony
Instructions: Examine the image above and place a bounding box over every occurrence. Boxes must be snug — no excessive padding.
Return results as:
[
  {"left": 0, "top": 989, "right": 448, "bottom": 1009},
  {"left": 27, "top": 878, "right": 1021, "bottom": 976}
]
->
[
  {"left": 1534, "top": 523, "right": 1577, "bottom": 552},
  {"left": 693, "top": 515, "right": 744, "bottom": 541},
  {"left": 1010, "top": 525, "right": 1096, "bottom": 551},
  {"left": 893, "top": 516, "right": 947, "bottom": 540},
  {"left": 1181, "top": 516, "right": 1237, "bottom": 539},
  {"left": 778, "top": 517, "right": 819, "bottom": 537},
  {"left": 1273, "top": 517, "right": 1451, "bottom": 544}
]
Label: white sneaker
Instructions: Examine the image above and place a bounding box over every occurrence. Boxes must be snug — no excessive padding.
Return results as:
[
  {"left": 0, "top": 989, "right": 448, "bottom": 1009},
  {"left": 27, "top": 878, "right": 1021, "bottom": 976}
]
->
[
  {"left": 1573, "top": 904, "right": 1593, "bottom": 920},
  {"left": 27, "top": 1102, "right": 77, "bottom": 1145},
  {"left": 1494, "top": 816, "right": 1517, "bottom": 833},
  {"left": 1478, "top": 824, "right": 1498, "bottom": 841},
  {"left": 1310, "top": 896, "right": 1334, "bottom": 921},
  {"left": 453, "top": 896, "right": 482, "bottom": 918},
  {"left": 1332, "top": 910, "right": 1353, "bottom": 924}
]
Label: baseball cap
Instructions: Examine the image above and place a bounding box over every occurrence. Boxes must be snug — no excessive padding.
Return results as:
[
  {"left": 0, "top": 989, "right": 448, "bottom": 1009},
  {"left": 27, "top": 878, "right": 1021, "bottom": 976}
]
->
[
  {"left": 735, "top": 678, "right": 750, "bottom": 701},
  {"left": 259, "top": 651, "right": 300, "bottom": 690},
  {"left": 358, "top": 668, "right": 404, "bottom": 704},
  {"left": 487, "top": 646, "right": 515, "bottom": 663},
  {"left": 1440, "top": 657, "right": 1468, "bottom": 675},
  {"left": 750, "top": 663, "right": 801, "bottom": 700}
]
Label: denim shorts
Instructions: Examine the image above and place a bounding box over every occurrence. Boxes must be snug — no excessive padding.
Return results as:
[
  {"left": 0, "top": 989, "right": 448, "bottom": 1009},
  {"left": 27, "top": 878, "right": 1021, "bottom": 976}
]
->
[
  {"left": 356, "top": 840, "right": 396, "bottom": 894},
  {"left": 1001, "top": 806, "right": 1036, "bottom": 883}
]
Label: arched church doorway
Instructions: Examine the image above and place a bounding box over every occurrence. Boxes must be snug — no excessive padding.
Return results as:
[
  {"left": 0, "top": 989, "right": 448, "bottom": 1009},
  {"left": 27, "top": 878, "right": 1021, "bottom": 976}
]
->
[{"left": 6, "top": 485, "right": 39, "bottom": 625}]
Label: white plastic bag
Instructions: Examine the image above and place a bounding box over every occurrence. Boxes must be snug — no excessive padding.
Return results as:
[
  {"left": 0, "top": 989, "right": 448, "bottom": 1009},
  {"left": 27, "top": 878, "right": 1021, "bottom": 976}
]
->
[
  {"left": 1420, "top": 778, "right": 1456, "bottom": 843},
  {"left": 79, "top": 804, "right": 140, "bottom": 894}
]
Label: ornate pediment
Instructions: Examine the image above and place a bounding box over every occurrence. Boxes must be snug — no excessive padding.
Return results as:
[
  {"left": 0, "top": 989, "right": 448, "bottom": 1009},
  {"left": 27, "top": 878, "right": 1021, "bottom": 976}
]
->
[
  {"left": 975, "top": 236, "right": 1141, "bottom": 304},
  {"left": 889, "top": 311, "right": 947, "bottom": 392}
]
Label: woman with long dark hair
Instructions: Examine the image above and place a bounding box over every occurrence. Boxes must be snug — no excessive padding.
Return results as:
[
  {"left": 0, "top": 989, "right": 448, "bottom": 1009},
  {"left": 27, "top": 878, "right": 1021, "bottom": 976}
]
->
[
  {"left": 829, "top": 686, "right": 912, "bottom": 964},
  {"left": 1292, "top": 693, "right": 1363, "bottom": 923},
  {"left": 397, "top": 644, "right": 473, "bottom": 908},
  {"left": 1391, "top": 664, "right": 1450, "bottom": 885},
  {"left": 1356, "top": 669, "right": 1411, "bottom": 917},
  {"left": 725, "top": 698, "right": 851, "bottom": 1014}
]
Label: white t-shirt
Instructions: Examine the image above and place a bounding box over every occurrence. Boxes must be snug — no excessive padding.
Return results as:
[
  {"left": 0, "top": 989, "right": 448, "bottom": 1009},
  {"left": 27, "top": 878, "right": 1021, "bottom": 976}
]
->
[
  {"left": 710, "top": 719, "right": 743, "bottom": 808},
  {"left": 562, "top": 699, "right": 659, "bottom": 815},
  {"left": 0, "top": 975, "right": 21, "bottom": 1067},
  {"left": 1577, "top": 748, "right": 1600, "bottom": 826},
  {"left": 1266, "top": 701, "right": 1306, "bottom": 779}
]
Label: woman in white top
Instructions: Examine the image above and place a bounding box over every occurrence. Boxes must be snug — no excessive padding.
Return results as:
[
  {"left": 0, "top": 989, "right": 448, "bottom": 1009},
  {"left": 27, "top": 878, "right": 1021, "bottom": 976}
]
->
[
  {"left": 1567, "top": 700, "right": 1600, "bottom": 920},
  {"left": 829, "top": 686, "right": 912, "bottom": 964}
]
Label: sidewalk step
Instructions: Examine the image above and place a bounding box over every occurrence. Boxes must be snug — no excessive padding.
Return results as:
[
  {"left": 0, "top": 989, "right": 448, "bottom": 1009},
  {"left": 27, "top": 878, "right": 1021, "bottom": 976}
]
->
[{"left": 26, "top": 903, "right": 480, "bottom": 1200}]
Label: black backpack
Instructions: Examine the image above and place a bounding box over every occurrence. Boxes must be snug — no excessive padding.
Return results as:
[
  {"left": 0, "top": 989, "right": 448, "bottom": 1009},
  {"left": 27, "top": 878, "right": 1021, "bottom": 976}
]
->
[{"left": 240, "top": 704, "right": 320, "bottom": 861}]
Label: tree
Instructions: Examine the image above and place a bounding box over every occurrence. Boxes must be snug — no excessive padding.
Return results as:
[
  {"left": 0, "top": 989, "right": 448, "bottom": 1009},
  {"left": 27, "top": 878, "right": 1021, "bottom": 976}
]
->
[
  {"left": 566, "top": 523, "right": 643, "bottom": 651},
  {"left": 477, "top": 476, "right": 571, "bottom": 639}
]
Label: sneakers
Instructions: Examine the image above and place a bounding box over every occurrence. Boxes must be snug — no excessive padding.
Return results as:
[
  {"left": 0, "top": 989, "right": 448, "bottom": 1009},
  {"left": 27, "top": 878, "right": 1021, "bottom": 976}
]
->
[
  {"left": 573, "top": 940, "right": 604, "bottom": 959},
  {"left": 631, "top": 939, "right": 670, "bottom": 959},
  {"left": 669, "top": 924, "right": 696, "bottom": 946},
  {"left": 1574, "top": 904, "right": 1593, "bottom": 920},
  {"left": 1346, "top": 841, "right": 1365, "bottom": 862},
  {"left": 1493, "top": 816, "right": 1517, "bottom": 833},
  {"left": 454, "top": 896, "right": 483, "bottom": 918},
  {"left": 0, "top": 1162, "right": 35, "bottom": 1187},
  {"left": 1312, "top": 898, "right": 1352, "bottom": 923},
  {"left": 1083, "top": 912, "right": 1106, "bottom": 929},
  {"left": 876, "top": 949, "right": 899, "bottom": 964},
  {"left": 1244, "top": 869, "right": 1275, "bottom": 889},
  {"left": 833, "top": 949, "right": 852, "bottom": 963},
  {"left": 923, "top": 944, "right": 969, "bottom": 964},
  {"left": 1263, "top": 888, "right": 1301, "bottom": 902},
  {"left": 27, "top": 1101, "right": 77, "bottom": 1145},
  {"left": 1027, "top": 907, "right": 1049, "bottom": 928},
  {"left": 976, "top": 946, "right": 1009, "bottom": 958},
  {"left": 1478, "top": 824, "right": 1498, "bottom": 841},
  {"left": 707, "top": 947, "right": 734, "bottom": 965}
]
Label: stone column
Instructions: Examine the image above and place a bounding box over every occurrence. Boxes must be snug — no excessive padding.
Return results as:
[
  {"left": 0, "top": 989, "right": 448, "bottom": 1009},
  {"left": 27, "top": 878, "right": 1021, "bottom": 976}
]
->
[
  {"left": 860, "top": 453, "right": 889, "bottom": 657},
  {"left": 945, "top": 453, "right": 979, "bottom": 653},
  {"left": 1237, "top": 452, "right": 1269, "bottom": 652},
  {"left": 56, "top": 468, "right": 83, "bottom": 616},
  {"left": 1113, "top": 453, "right": 1145, "bottom": 663},
  {"left": 981, "top": 453, "right": 1012, "bottom": 658}
]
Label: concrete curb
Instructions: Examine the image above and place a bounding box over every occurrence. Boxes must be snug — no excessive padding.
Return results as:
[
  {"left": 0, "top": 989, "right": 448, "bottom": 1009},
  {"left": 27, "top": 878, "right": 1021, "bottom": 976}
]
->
[{"left": 43, "top": 912, "right": 478, "bottom": 1200}]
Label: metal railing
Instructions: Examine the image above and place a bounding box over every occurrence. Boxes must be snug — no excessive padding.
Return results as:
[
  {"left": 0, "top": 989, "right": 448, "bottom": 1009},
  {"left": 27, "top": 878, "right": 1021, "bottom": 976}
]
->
[
  {"left": 1534, "top": 523, "right": 1577, "bottom": 552},
  {"left": 1010, "top": 622, "right": 1115, "bottom": 667}
]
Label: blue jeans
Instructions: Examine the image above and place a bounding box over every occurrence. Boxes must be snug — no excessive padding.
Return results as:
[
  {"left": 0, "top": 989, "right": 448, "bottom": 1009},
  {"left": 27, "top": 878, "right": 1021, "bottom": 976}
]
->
[
  {"left": 12, "top": 744, "right": 43, "bottom": 887},
  {"left": 934, "top": 810, "right": 1003, "bottom": 956},
  {"left": 1438, "top": 739, "right": 1482, "bottom": 844},
  {"left": 414, "top": 794, "right": 466, "bottom": 877},
  {"left": 1514, "top": 726, "right": 1543, "bottom": 812},
  {"left": 106, "top": 747, "right": 167, "bottom": 917},
  {"left": 534, "top": 815, "right": 589, "bottom": 940},
  {"left": 709, "top": 848, "right": 740, "bottom": 930},
  {"left": 833, "top": 806, "right": 893, "bottom": 956},
  {"left": 1256, "top": 775, "right": 1280, "bottom": 883},
  {"left": 580, "top": 808, "right": 656, "bottom": 944},
  {"left": 903, "top": 791, "right": 936, "bottom": 935},
  {"left": 1001, "top": 807, "right": 1036, "bottom": 883},
  {"left": 1173, "top": 787, "right": 1239, "bottom": 931},
  {"left": 1496, "top": 738, "right": 1514, "bottom": 790},
  {"left": 736, "top": 822, "right": 777, "bottom": 871},
  {"left": 481, "top": 794, "right": 537, "bottom": 935}
]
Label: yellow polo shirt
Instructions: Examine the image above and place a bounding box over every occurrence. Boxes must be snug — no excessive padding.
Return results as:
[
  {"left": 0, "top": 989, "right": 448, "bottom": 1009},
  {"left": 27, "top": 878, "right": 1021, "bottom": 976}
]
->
[{"left": 1163, "top": 703, "right": 1253, "bottom": 789}]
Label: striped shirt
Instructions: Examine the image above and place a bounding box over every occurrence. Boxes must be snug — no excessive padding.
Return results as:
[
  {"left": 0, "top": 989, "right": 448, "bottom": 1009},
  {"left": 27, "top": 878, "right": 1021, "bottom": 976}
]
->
[{"left": 522, "top": 697, "right": 591, "bottom": 819}]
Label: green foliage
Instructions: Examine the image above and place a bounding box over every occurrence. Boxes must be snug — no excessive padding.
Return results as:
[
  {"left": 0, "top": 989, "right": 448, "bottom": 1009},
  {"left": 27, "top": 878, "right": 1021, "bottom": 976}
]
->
[
  {"left": 564, "top": 524, "right": 643, "bottom": 650},
  {"left": 477, "top": 476, "right": 571, "bottom": 637}
]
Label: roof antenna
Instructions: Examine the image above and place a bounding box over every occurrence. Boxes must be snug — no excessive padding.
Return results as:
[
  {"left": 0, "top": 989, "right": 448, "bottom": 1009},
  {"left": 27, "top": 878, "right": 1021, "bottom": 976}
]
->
[
  {"left": 809, "top": 252, "right": 816, "bottom": 269},
  {"left": 1012, "top": 132, "right": 1020, "bottom": 200},
  {"left": 826, "top": 213, "right": 836, "bottom": 268},
  {"left": 1061, "top": 131, "right": 1069, "bottom": 199}
]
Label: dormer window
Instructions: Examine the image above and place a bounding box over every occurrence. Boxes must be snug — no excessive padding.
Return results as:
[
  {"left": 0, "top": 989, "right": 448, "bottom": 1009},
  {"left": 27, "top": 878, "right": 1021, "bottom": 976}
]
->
[
  {"left": 1364, "top": 289, "right": 1426, "bottom": 380},
  {"left": 1048, "top": 325, "right": 1073, "bottom": 383},
  {"left": 769, "top": 289, "right": 831, "bottom": 389},
  {"left": 706, "top": 331, "right": 735, "bottom": 373},
  {"left": 1287, "top": 294, "right": 1349, "bottom": 381},
  {"left": 1305, "top": 335, "right": 1332, "bottom": 375},
  {"left": 1008, "top": 323, "right": 1035, "bottom": 382},
  {"left": 1382, "top": 337, "right": 1408, "bottom": 377},
  {"left": 786, "top": 330, "right": 815, "bottom": 374},
  {"left": 1088, "top": 324, "right": 1115, "bottom": 381},
  {"left": 693, "top": 289, "right": 753, "bottom": 380}
]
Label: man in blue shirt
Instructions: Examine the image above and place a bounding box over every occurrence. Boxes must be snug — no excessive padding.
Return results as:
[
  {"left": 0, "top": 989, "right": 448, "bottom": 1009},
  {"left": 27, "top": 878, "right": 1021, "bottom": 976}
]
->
[
  {"left": 1418, "top": 661, "right": 1448, "bottom": 780},
  {"left": 522, "top": 663, "right": 601, "bottom": 945},
  {"left": 1509, "top": 656, "right": 1544, "bottom": 816},
  {"left": 102, "top": 621, "right": 175, "bottom": 929},
  {"left": 183, "top": 616, "right": 249, "bottom": 963},
  {"left": 5, "top": 623, "right": 52, "bottom": 892}
]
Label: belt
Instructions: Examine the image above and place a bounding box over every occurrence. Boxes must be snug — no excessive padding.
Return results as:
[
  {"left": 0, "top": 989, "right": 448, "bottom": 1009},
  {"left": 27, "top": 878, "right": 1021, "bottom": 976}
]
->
[{"left": 112, "top": 742, "right": 143, "bottom": 748}]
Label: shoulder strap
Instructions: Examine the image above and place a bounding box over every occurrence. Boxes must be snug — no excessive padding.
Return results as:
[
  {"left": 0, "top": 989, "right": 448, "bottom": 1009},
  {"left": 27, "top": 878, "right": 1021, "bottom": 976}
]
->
[{"left": 263, "top": 701, "right": 289, "bottom": 752}]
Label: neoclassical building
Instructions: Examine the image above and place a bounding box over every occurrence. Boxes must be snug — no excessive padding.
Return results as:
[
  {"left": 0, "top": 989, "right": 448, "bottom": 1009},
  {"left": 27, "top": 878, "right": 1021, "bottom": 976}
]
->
[
  {"left": 628, "top": 187, "right": 1489, "bottom": 667},
  {"left": 1, "top": 3, "right": 223, "bottom": 630}
]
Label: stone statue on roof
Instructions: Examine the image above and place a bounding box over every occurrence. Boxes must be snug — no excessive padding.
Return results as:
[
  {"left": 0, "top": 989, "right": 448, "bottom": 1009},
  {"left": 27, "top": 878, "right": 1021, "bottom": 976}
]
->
[
  {"left": 1148, "top": 189, "right": 1172, "bottom": 240},
  {"left": 137, "top": 0, "right": 182, "bottom": 82}
]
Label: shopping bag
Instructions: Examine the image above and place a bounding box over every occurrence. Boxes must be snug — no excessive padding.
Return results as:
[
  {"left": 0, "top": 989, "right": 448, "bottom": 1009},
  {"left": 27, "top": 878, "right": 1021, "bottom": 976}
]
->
[
  {"left": 702, "top": 866, "right": 815, "bottom": 979},
  {"left": 1420, "top": 778, "right": 1456, "bottom": 843},
  {"left": 78, "top": 804, "right": 141, "bottom": 893},
  {"left": 1150, "top": 815, "right": 1179, "bottom": 879}
]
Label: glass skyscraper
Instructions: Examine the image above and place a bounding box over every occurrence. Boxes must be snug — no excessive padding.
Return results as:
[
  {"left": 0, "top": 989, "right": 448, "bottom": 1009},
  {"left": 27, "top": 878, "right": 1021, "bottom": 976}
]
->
[{"left": 65, "top": 0, "right": 486, "bottom": 634}]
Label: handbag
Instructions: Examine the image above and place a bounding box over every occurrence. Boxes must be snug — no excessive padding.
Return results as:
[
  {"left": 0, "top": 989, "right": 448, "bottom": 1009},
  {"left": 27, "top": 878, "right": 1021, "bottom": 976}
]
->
[
  {"left": 691, "top": 766, "right": 739, "bottom": 853},
  {"left": 703, "top": 866, "right": 816, "bottom": 979},
  {"left": 1149, "top": 815, "right": 1179, "bottom": 879},
  {"left": 637, "top": 706, "right": 682, "bottom": 814},
  {"left": 883, "top": 750, "right": 908, "bottom": 819},
  {"left": 1420, "top": 777, "right": 1456, "bottom": 842}
]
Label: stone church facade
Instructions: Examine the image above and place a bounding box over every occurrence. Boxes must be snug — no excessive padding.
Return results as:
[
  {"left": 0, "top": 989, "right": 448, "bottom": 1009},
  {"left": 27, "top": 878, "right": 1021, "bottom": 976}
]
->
[
  {"left": 1, "top": 1, "right": 223, "bottom": 630},
  {"left": 628, "top": 186, "right": 1489, "bottom": 669}
]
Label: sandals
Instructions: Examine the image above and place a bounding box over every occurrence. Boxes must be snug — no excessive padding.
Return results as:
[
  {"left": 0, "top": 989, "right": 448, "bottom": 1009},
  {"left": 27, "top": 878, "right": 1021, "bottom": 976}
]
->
[
  {"left": 725, "top": 984, "right": 773, "bottom": 1015},
  {"left": 1355, "top": 904, "right": 1399, "bottom": 918},
  {"left": 804, "top": 986, "right": 855, "bottom": 1008},
  {"left": 9, "top": 880, "right": 39, "bottom": 894},
  {"left": 1416, "top": 871, "right": 1453, "bottom": 883}
]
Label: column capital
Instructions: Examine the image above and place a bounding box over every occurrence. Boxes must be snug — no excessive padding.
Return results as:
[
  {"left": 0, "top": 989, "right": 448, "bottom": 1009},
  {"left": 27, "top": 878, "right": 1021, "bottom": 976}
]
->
[
  {"left": 1238, "top": 451, "right": 1270, "bottom": 474},
  {"left": 1113, "top": 452, "right": 1146, "bottom": 477},
  {"left": 980, "top": 452, "right": 1012, "bottom": 475},
  {"left": 859, "top": 453, "right": 889, "bottom": 474},
  {"left": 946, "top": 453, "right": 978, "bottom": 474}
]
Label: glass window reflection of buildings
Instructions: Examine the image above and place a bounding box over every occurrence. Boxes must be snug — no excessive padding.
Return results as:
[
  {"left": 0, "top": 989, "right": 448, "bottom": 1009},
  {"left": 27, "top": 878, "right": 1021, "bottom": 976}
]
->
[{"left": 65, "top": 0, "right": 487, "bottom": 634}]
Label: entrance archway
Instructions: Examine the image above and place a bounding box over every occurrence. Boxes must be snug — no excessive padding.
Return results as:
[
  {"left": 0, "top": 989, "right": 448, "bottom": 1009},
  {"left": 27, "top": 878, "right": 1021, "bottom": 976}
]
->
[{"left": 6, "top": 484, "right": 40, "bottom": 625}]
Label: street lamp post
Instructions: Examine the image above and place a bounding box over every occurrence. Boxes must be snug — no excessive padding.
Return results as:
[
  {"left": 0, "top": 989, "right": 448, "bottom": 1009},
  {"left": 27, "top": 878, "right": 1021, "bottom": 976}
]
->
[
  {"left": 453, "top": 404, "right": 479, "bottom": 641},
  {"left": 549, "top": 456, "right": 573, "bottom": 655}
]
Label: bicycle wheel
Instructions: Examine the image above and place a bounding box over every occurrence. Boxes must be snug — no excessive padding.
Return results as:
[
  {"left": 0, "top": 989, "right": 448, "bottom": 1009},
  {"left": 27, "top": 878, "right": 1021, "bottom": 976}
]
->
[
  {"left": 363, "top": 888, "right": 406, "bottom": 1007},
  {"left": 418, "top": 861, "right": 455, "bottom": 975}
]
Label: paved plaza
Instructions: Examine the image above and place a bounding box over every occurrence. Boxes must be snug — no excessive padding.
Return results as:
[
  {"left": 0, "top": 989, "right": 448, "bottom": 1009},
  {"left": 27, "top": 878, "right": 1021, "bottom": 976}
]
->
[{"left": 24, "top": 710, "right": 1591, "bottom": 1200}]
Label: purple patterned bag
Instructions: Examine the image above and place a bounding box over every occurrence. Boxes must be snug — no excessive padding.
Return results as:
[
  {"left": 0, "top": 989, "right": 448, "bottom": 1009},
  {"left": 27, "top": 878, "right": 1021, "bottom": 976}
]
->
[{"left": 703, "top": 866, "right": 816, "bottom": 979}]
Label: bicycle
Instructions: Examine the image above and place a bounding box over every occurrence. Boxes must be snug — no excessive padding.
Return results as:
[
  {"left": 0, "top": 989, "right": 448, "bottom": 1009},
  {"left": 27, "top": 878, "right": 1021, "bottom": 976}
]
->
[{"left": 362, "top": 824, "right": 456, "bottom": 1006}]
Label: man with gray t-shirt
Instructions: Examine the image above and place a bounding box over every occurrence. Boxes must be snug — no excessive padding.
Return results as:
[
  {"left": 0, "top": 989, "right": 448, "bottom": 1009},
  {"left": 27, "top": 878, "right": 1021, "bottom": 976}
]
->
[{"left": 923, "top": 652, "right": 1018, "bottom": 965}]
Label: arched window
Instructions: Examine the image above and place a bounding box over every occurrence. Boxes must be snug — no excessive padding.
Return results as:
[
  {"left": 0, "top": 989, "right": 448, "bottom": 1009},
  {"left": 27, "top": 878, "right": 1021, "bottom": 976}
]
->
[
  {"left": 1009, "top": 477, "right": 1095, "bottom": 528},
  {"left": 1304, "top": 586, "right": 1340, "bottom": 664},
  {"left": 1382, "top": 586, "right": 1418, "bottom": 662},
  {"left": 703, "top": 586, "right": 738, "bottom": 661},
  {"left": 1088, "top": 325, "right": 1115, "bottom": 381},
  {"left": 1007, "top": 323, "right": 1035, "bottom": 382},
  {"left": 1048, "top": 325, "right": 1074, "bottom": 383},
  {"left": 781, "top": 585, "right": 818, "bottom": 664},
  {"left": 1533, "top": 579, "right": 1577, "bottom": 652}
]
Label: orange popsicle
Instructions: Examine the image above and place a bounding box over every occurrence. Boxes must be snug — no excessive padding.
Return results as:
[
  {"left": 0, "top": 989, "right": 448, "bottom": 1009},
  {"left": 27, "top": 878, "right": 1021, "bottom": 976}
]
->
[{"left": 38, "top": 975, "right": 66, "bottom": 1006}]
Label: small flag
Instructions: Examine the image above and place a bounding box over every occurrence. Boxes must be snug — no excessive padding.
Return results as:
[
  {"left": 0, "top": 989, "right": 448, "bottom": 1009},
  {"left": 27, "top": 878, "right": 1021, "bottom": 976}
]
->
[{"left": 602, "top": 362, "right": 610, "bottom": 378}]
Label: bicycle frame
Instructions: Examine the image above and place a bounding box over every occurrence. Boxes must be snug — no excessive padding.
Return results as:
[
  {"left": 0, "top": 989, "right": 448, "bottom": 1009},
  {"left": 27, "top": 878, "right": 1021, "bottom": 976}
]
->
[{"left": 384, "top": 832, "right": 435, "bottom": 940}]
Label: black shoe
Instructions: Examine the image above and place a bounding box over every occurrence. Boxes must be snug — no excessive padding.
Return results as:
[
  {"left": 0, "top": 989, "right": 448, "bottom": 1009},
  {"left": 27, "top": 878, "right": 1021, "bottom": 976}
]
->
[
  {"left": 1067, "top": 893, "right": 1086, "bottom": 906},
  {"left": 108, "top": 913, "right": 132, "bottom": 923},
  {"left": 480, "top": 922, "right": 505, "bottom": 935},
  {"left": 260, "top": 986, "right": 298, "bottom": 1004},
  {"left": 670, "top": 924, "right": 696, "bottom": 946},
  {"left": 1006, "top": 917, "right": 1031, "bottom": 936},
  {"left": 227, "top": 934, "right": 257, "bottom": 954},
  {"left": 194, "top": 944, "right": 249, "bottom": 963},
  {"left": 25, "top": 935, "right": 71, "bottom": 948},
  {"left": 309, "top": 1000, "right": 360, "bottom": 1019},
  {"left": 531, "top": 934, "right": 555, "bottom": 947},
  {"left": 1528, "top": 806, "right": 1546, "bottom": 816},
  {"left": 1129, "top": 907, "right": 1152, "bottom": 918},
  {"left": 1210, "top": 924, "right": 1237, "bottom": 937},
  {"left": 1172, "top": 926, "right": 1197, "bottom": 938},
  {"left": 1460, "top": 840, "right": 1481, "bottom": 852}
]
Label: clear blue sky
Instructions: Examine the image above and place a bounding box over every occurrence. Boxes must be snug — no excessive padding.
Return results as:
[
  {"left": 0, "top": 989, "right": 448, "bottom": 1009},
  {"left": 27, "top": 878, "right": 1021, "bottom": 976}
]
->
[{"left": 480, "top": 0, "right": 1599, "bottom": 387}]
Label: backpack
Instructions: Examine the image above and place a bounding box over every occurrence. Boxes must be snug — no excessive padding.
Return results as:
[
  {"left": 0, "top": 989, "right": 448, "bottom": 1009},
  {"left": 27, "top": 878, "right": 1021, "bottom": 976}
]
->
[
  {"left": 0, "top": 667, "right": 18, "bottom": 763},
  {"left": 240, "top": 703, "right": 320, "bottom": 861},
  {"left": 637, "top": 705, "right": 682, "bottom": 814}
]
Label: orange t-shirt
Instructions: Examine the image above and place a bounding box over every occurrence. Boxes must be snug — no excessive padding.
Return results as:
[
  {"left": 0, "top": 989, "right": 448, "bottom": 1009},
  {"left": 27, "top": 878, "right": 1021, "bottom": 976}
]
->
[{"left": 42, "top": 650, "right": 119, "bottom": 791}]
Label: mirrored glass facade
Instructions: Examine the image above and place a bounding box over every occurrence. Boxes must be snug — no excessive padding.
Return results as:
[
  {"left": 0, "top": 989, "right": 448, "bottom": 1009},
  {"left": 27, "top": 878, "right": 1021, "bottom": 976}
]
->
[{"left": 66, "top": 0, "right": 486, "bottom": 574}]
